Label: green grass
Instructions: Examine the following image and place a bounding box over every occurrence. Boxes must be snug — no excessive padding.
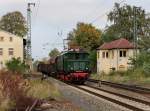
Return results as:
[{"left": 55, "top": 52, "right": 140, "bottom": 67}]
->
[{"left": 90, "top": 69, "right": 150, "bottom": 86}]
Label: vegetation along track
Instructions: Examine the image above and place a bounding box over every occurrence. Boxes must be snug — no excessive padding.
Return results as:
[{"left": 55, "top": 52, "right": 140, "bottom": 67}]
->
[
  {"left": 87, "top": 79, "right": 150, "bottom": 94},
  {"left": 74, "top": 85, "right": 150, "bottom": 111}
]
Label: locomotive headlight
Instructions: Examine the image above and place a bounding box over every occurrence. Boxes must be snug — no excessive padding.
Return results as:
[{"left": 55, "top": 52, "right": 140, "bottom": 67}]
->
[
  {"left": 86, "top": 67, "right": 88, "bottom": 70},
  {"left": 70, "top": 67, "right": 73, "bottom": 70}
]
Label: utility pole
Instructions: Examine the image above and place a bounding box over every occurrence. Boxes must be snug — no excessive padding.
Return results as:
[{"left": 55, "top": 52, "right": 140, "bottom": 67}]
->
[
  {"left": 26, "top": 3, "right": 35, "bottom": 71},
  {"left": 133, "top": 6, "right": 139, "bottom": 59}
]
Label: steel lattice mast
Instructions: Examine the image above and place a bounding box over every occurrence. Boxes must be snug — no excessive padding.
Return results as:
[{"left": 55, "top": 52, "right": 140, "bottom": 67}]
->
[{"left": 26, "top": 3, "right": 35, "bottom": 69}]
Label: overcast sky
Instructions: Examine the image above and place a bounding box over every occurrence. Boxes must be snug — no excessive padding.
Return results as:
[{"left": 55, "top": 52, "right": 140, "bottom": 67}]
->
[{"left": 0, "top": 0, "right": 150, "bottom": 60}]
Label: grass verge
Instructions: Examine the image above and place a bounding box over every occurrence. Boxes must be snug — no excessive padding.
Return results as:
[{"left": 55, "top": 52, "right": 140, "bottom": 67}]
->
[
  {"left": 27, "top": 79, "right": 61, "bottom": 100},
  {"left": 91, "top": 69, "right": 150, "bottom": 86}
]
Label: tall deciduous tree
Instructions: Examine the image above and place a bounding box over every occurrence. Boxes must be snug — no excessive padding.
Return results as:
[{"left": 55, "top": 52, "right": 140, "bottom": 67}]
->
[
  {"left": 49, "top": 48, "right": 60, "bottom": 58},
  {"left": 0, "top": 11, "right": 27, "bottom": 37},
  {"left": 67, "top": 22, "right": 102, "bottom": 51},
  {"left": 67, "top": 22, "right": 102, "bottom": 72},
  {"left": 103, "top": 3, "right": 149, "bottom": 42}
]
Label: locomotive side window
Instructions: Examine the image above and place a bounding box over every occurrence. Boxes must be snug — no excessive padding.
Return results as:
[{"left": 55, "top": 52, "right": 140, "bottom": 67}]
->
[
  {"left": 81, "top": 53, "right": 89, "bottom": 59},
  {"left": 75, "top": 53, "right": 80, "bottom": 59}
]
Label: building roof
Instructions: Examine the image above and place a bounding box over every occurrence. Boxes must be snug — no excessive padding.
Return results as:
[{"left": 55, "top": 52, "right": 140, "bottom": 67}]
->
[{"left": 97, "top": 38, "right": 134, "bottom": 50}]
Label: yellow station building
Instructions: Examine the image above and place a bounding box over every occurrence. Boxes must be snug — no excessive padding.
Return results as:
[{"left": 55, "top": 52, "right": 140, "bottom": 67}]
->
[
  {"left": 0, "top": 30, "right": 24, "bottom": 69},
  {"left": 97, "top": 38, "right": 137, "bottom": 74}
]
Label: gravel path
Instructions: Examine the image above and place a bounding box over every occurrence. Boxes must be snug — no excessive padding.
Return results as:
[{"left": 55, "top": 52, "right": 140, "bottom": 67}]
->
[{"left": 49, "top": 78, "right": 132, "bottom": 111}]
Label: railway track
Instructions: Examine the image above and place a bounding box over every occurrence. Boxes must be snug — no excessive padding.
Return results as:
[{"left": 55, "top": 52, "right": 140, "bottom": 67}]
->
[
  {"left": 74, "top": 85, "right": 150, "bottom": 111},
  {"left": 26, "top": 74, "right": 150, "bottom": 110},
  {"left": 87, "top": 79, "right": 150, "bottom": 94}
]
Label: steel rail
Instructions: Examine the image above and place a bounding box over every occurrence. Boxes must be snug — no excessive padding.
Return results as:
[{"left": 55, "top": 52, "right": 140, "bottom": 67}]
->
[
  {"left": 87, "top": 79, "right": 150, "bottom": 94},
  {"left": 85, "top": 84, "right": 150, "bottom": 106},
  {"left": 74, "top": 85, "right": 146, "bottom": 111}
]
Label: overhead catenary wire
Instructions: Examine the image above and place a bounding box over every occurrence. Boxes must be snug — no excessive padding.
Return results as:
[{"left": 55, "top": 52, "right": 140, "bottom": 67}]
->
[
  {"left": 84, "top": 0, "right": 106, "bottom": 21},
  {"left": 90, "top": 0, "right": 126, "bottom": 24}
]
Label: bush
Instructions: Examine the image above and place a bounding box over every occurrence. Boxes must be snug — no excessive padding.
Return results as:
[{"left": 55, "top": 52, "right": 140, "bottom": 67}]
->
[
  {"left": 143, "top": 62, "right": 150, "bottom": 76},
  {"left": 130, "top": 51, "right": 150, "bottom": 76},
  {"left": 5, "top": 58, "right": 29, "bottom": 73},
  {"left": 130, "top": 51, "right": 150, "bottom": 68},
  {"left": 0, "top": 71, "right": 38, "bottom": 111}
]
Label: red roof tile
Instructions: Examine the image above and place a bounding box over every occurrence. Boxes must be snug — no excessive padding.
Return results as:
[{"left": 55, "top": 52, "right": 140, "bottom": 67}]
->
[{"left": 97, "top": 38, "right": 134, "bottom": 50}]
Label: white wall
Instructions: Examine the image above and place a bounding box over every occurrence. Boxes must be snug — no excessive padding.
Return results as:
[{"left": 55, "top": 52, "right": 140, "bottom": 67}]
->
[{"left": 97, "top": 49, "right": 135, "bottom": 74}]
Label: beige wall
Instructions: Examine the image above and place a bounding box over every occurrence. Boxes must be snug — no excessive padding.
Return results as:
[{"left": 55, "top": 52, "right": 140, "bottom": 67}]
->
[
  {"left": 97, "top": 49, "right": 135, "bottom": 74},
  {"left": 0, "top": 31, "right": 23, "bottom": 69}
]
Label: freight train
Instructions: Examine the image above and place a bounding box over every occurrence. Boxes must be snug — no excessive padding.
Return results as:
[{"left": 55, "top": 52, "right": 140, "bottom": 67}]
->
[{"left": 37, "top": 50, "right": 91, "bottom": 84}]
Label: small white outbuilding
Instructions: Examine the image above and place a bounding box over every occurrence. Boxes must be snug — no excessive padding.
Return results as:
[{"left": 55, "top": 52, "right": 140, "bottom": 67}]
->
[{"left": 97, "top": 38, "right": 137, "bottom": 74}]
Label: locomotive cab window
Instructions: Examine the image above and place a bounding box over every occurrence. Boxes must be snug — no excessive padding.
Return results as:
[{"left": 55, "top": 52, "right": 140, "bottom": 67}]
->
[{"left": 75, "top": 53, "right": 89, "bottom": 60}]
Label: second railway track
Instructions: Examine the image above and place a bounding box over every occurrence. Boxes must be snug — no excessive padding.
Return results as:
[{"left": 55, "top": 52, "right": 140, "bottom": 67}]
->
[
  {"left": 87, "top": 79, "right": 150, "bottom": 94},
  {"left": 74, "top": 85, "right": 150, "bottom": 111}
]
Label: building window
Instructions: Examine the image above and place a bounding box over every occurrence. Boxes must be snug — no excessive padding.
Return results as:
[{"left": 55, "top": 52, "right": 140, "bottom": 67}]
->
[
  {"left": 0, "top": 48, "right": 3, "bottom": 55},
  {"left": 120, "top": 51, "right": 122, "bottom": 57},
  {"left": 10, "top": 37, "right": 13, "bottom": 42},
  {"left": 0, "top": 37, "right": 4, "bottom": 41},
  {"left": 123, "top": 51, "right": 126, "bottom": 57},
  {"left": 106, "top": 52, "right": 109, "bottom": 58},
  {"left": 9, "top": 48, "right": 14, "bottom": 56},
  {"left": 102, "top": 52, "right": 105, "bottom": 58},
  {"left": 120, "top": 50, "right": 126, "bottom": 57}
]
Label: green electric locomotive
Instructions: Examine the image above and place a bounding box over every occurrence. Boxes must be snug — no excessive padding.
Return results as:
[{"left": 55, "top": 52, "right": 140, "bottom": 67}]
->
[{"left": 55, "top": 50, "right": 90, "bottom": 83}]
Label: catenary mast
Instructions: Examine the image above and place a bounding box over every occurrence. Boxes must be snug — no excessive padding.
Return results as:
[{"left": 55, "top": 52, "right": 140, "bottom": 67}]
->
[{"left": 26, "top": 3, "right": 35, "bottom": 70}]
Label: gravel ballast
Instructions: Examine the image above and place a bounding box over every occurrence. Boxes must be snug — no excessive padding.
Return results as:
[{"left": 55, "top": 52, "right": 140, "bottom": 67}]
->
[{"left": 49, "top": 78, "right": 132, "bottom": 111}]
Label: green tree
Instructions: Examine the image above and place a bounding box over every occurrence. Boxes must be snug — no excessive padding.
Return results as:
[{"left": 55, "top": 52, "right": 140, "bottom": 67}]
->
[
  {"left": 138, "top": 36, "right": 150, "bottom": 50},
  {"left": 5, "top": 58, "right": 28, "bottom": 73},
  {"left": 89, "top": 50, "right": 97, "bottom": 72},
  {"left": 103, "top": 3, "right": 149, "bottom": 42},
  {"left": 0, "top": 11, "right": 27, "bottom": 37},
  {"left": 67, "top": 22, "right": 102, "bottom": 51},
  {"left": 49, "top": 48, "right": 60, "bottom": 58},
  {"left": 130, "top": 51, "right": 150, "bottom": 75}
]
